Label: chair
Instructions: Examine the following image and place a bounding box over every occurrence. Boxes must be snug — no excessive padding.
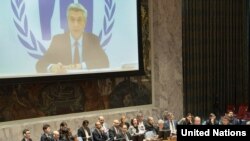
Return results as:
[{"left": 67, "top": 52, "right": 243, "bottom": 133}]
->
[
  {"left": 226, "top": 104, "right": 235, "bottom": 113},
  {"left": 235, "top": 104, "right": 250, "bottom": 120}
]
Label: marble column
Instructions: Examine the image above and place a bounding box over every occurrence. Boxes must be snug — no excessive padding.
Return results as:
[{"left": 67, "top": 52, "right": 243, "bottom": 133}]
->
[{"left": 151, "top": 0, "right": 183, "bottom": 118}]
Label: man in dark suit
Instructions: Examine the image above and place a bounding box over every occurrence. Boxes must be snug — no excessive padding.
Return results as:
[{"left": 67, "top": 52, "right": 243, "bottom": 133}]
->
[
  {"left": 78, "top": 120, "right": 92, "bottom": 141},
  {"left": 36, "top": 3, "right": 109, "bottom": 73},
  {"left": 144, "top": 117, "right": 157, "bottom": 133},
  {"left": 40, "top": 124, "right": 53, "bottom": 141},
  {"left": 109, "top": 119, "right": 122, "bottom": 141},
  {"left": 120, "top": 124, "right": 132, "bottom": 141},
  {"left": 163, "top": 112, "right": 177, "bottom": 135},
  {"left": 21, "top": 129, "right": 32, "bottom": 141},
  {"left": 92, "top": 121, "right": 108, "bottom": 141}
]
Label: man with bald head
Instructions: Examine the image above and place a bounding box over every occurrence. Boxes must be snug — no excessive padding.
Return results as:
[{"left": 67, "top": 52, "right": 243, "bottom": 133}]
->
[
  {"left": 145, "top": 117, "right": 157, "bottom": 132},
  {"left": 193, "top": 116, "right": 201, "bottom": 125},
  {"left": 144, "top": 117, "right": 157, "bottom": 139},
  {"left": 98, "top": 116, "right": 109, "bottom": 135},
  {"left": 52, "top": 130, "right": 61, "bottom": 141},
  {"left": 109, "top": 119, "right": 122, "bottom": 141},
  {"left": 92, "top": 121, "right": 108, "bottom": 141}
]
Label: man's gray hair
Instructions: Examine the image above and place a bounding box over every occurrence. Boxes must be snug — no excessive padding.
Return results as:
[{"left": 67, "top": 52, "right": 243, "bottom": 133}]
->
[{"left": 67, "top": 3, "right": 87, "bottom": 19}]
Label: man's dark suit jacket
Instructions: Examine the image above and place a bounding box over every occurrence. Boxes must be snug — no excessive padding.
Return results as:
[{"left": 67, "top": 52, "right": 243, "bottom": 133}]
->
[
  {"left": 21, "top": 138, "right": 32, "bottom": 141},
  {"left": 36, "top": 32, "right": 109, "bottom": 73},
  {"left": 116, "top": 132, "right": 132, "bottom": 141},
  {"left": 92, "top": 128, "right": 108, "bottom": 141},
  {"left": 164, "top": 120, "right": 177, "bottom": 130},
  {"left": 77, "top": 126, "right": 92, "bottom": 141},
  {"left": 144, "top": 123, "right": 157, "bottom": 133},
  {"left": 109, "top": 126, "right": 122, "bottom": 141},
  {"left": 40, "top": 133, "right": 53, "bottom": 141}
]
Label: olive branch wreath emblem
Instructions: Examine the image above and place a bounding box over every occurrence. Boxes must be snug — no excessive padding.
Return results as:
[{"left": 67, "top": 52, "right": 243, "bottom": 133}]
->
[{"left": 11, "top": 0, "right": 115, "bottom": 59}]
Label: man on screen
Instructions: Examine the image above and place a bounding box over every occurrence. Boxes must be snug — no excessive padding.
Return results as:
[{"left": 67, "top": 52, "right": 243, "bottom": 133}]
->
[{"left": 36, "top": 3, "right": 109, "bottom": 73}]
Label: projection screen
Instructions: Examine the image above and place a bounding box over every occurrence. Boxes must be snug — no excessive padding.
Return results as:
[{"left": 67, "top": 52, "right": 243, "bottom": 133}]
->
[{"left": 0, "top": 0, "right": 143, "bottom": 80}]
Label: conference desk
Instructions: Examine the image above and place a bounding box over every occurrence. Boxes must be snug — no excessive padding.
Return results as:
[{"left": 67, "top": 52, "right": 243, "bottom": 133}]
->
[
  {"left": 163, "top": 137, "right": 177, "bottom": 141},
  {"left": 144, "top": 136, "right": 177, "bottom": 141}
]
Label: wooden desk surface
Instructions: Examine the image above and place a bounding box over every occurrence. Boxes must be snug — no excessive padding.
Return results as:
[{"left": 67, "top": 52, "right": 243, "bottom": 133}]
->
[
  {"left": 163, "top": 136, "right": 177, "bottom": 141},
  {"left": 145, "top": 136, "right": 177, "bottom": 141}
]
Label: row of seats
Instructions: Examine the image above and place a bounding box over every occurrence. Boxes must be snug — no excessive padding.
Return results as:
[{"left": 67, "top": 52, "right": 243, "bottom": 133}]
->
[{"left": 226, "top": 104, "right": 250, "bottom": 120}]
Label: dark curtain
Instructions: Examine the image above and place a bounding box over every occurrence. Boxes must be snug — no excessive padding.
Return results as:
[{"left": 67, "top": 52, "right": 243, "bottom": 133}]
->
[{"left": 182, "top": 0, "right": 249, "bottom": 118}]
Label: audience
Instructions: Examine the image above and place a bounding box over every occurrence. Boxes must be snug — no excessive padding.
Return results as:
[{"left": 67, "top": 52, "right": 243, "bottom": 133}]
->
[{"left": 20, "top": 110, "right": 250, "bottom": 141}]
